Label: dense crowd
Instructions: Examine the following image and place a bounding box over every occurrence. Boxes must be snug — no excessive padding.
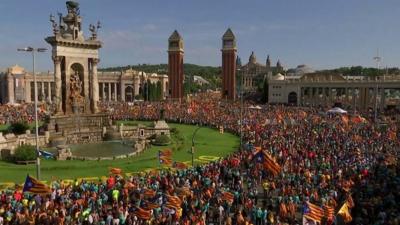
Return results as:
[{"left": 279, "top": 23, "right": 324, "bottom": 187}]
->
[
  {"left": 0, "top": 94, "right": 398, "bottom": 225},
  {"left": 0, "top": 104, "right": 48, "bottom": 125}
]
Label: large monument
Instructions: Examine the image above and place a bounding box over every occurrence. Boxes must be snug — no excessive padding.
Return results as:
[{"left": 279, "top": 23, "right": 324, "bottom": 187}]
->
[
  {"left": 45, "top": 1, "right": 110, "bottom": 143},
  {"left": 45, "top": 1, "right": 101, "bottom": 114},
  {"left": 168, "top": 30, "right": 184, "bottom": 100},
  {"left": 221, "top": 28, "right": 237, "bottom": 100}
]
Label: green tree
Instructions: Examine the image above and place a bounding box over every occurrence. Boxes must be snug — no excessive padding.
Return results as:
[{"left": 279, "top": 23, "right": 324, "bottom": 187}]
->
[
  {"left": 13, "top": 145, "right": 36, "bottom": 162},
  {"left": 153, "top": 134, "right": 171, "bottom": 146},
  {"left": 262, "top": 79, "right": 269, "bottom": 103},
  {"left": 156, "top": 81, "right": 162, "bottom": 100},
  {"left": 9, "top": 121, "right": 30, "bottom": 135}
]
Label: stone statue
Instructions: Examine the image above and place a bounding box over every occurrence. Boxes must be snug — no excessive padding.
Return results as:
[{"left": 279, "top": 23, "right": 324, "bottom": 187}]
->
[
  {"left": 89, "top": 21, "right": 101, "bottom": 40},
  {"left": 70, "top": 71, "right": 83, "bottom": 104},
  {"left": 160, "top": 108, "right": 165, "bottom": 120},
  {"left": 66, "top": 1, "right": 80, "bottom": 15},
  {"left": 49, "top": 14, "right": 59, "bottom": 35}
]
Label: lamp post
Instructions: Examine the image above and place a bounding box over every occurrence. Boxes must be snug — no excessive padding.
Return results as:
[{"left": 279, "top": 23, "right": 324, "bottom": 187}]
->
[
  {"left": 190, "top": 126, "right": 202, "bottom": 167},
  {"left": 18, "top": 47, "right": 47, "bottom": 180},
  {"left": 238, "top": 68, "right": 244, "bottom": 150}
]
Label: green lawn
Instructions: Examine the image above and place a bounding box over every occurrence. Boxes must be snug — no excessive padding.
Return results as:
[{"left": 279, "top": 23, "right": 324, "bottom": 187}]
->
[{"left": 0, "top": 122, "right": 239, "bottom": 184}]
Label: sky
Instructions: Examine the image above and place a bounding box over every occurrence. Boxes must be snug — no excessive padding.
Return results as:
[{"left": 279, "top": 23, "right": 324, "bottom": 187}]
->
[{"left": 0, "top": 0, "right": 399, "bottom": 72}]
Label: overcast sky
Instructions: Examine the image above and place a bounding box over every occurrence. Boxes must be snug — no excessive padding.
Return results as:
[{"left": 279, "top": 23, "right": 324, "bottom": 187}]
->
[{"left": 0, "top": 0, "right": 399, "bottom": 71}]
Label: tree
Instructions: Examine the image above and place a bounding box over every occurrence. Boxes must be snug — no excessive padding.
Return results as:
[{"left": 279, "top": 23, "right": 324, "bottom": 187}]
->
[
  {"left": 262, "top": 79, "right": 269, "bottom": 103},
  {"left": 9, "top": 121, "right": 30, "bottom": 135},
  {"left": 13, "top": 145, "right": 36, "bottom": 162},
  {"left": 153, "top": 134, "right": 171, "bottom": 146},
  {"left": 156, "top": 81, "right": 162, "bottom": 100}
]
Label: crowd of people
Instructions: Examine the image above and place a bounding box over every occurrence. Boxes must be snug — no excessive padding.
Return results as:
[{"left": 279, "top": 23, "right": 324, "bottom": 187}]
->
[
  {"left": 0, "top": 104, "right": 48, "bottom": 125},
  {"left": 0, "top": 94, "right": 398, "bottom": 224}
]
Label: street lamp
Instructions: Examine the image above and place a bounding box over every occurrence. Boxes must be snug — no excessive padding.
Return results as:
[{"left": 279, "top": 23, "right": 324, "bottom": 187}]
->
[
  {"left": 18, "top": 47, "right": 47, "bottom": 180},
  {"left": 190, "top": 126, "right": 202, "bottom": 167}
]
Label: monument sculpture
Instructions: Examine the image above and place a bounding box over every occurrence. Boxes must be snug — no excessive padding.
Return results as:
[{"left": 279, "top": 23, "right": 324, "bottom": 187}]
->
[
  {"left": 45, "top": 1, "right": 110, "bottom": 144},
  {"left": 46, "top": 1, "right": 101, "bottom": 114}
]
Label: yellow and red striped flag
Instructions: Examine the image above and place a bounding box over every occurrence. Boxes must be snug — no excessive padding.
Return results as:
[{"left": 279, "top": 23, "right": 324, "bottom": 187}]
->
[
  {"left": 264, "top": 153, "right": 281, "bottom": 176},
  {"left": 23, "top": 175, "right": 52, "bottom": 194},
  {"left": 134, "top": 207, "right": 152, "bottom": 220},
  {"left": 109, "top": 167, "right": 122, "bottom": 175},
  {"left": 173, "top": 161, "right": 188, "bottom": 169},
  {"left": 222, "top": 191, "right": 234, "bottom": 204},
  {"left": 159, "top": 149, "right": 173, "bottom": 165},
  {"left": 338, "top": 202, "right": 352, "bottom": 223},
  {"left": 324, "top": 205, "right": 335, "bottom": 222},
  {"left": 143, "top": 188, "right": 156, "bottom": 198},
  {"left": 304, "top": 202, "right": 325, "bottom": 223},
  {"left": 166, "top": 194, "right": 182, "bottom": 209},
  {"left": 143, "top": 201, "right": 160, "bottom": 210}
]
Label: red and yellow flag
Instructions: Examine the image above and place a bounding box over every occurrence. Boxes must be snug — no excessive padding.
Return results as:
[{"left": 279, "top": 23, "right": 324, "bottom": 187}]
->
[
  {"left": 134, "top": 207, "right": 152, "bottom": 220},
  {"left": 222, "top": 191, "right": 234, "bottom": 204},
  {"left": 109, "top": 167, "right": 122, "bottom": 175},
  {"left": 23, "top": 175, "right": 52, "bottom": 194},
  {"left": 338, "top": 202, "right": 352, "bottom": 223},
  {"left": 304, "top": 202, "right": 325, "bottom": 223},
  {"left": 264, "top": 153, "right": 281, "bottom": 176}
]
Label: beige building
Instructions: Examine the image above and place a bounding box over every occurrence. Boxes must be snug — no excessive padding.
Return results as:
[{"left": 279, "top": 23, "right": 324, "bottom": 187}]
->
[
  {"left": 238, "top": 52, "right": 283, "bottom": 93},
  {"left": 268, "top": 72, "right": 400, "bottom": 110},
  {"left": 0, "top": 65, "right": 168, "bottom": 104}
]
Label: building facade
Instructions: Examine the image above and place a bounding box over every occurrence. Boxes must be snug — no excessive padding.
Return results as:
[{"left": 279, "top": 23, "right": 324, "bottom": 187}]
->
[
  {"left": 268, "top": 72, "right": 400, "bottom": 110},
  {"left": 238, "top": 52, "right": 283, "bottom": 93},
  {"left": 0, "top": 65, "right": 168, "bottom": 104}
]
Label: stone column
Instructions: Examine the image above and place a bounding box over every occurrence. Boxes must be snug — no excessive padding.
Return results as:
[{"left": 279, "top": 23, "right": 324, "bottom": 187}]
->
[
  {"left": 120, "top": 81, "right": 125, "bottom": 102},
  {"left": 41, "top": 82, "right": 45, "bottom": 101},
  {"left": 102, "top": 83, "right": 106, "bottom": 100},
  {"left": 7, "top": 74, "right": 14, "bottom": 104},
  {"left": 114, "top": 83, "right": 118, "bottom": 101},
  {"left": 53, "top": 56, "right": 62, "bottom": 114},
  {"left": 352, "top": 88, "right": 356, "bottom": 110},
  {"left": 25, "top": 79, "right": 31, "bottom": 103},
  {"left": 380, "top": 88, "right": 385, "bottom": 111},
  {"left": 47, "top": 82, "right": 52, "bottom": 103},
  {"left": 91, "top": 58, "right": 100, "bottom": 113},
  {"left": 134, "top": 77, "right": 140, "bottom": 96}
]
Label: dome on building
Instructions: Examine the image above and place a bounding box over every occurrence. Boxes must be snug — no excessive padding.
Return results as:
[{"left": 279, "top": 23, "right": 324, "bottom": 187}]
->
[
  {"left": 294, "top": 64, "right": 314, "bottom": 75},
  {"left": 272, "top": 73, "right": 285, "bottom": 80},
  {"left": 249, "top": 51, "right": 257, "bottom": 64}
]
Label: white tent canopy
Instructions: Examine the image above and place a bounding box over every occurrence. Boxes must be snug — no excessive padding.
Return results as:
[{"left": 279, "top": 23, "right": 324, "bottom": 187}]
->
[
  {"left": 327, "top": 107, "right": 347, "bottom": 114},
  {"left": 248, "top": 105, "right": 262, "bottom": 110}
]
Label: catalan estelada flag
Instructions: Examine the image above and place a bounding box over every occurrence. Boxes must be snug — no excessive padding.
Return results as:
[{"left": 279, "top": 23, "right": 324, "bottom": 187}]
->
[
  {"left": 134, "top": 207, "right": 152, "bottom": 220},
  {"left": 159, "top": 156, "right": 172, "bottom": 165},
  {"left": 142, "top": 201, "right": 160, "bottom": 210},
  {"left": 166, "top": 195, "right": 182, "bottom": 210},
  {"left": 324, "top": 205, "right": 335, "bottom": 222},
  {"left": 251, "top": 148, "right": 281, "bottom": 176},
  {"left": 23, "top": 175, "right": 52, "bottom": 194},
  {"left": 263, "top": 152, "right": 281, "bottom": 176},
  {"left": 303, "top": 202, "right": 324, "bottom": 223},
  {"left": 109, "top": 167, "right": 122, "bottom": 175},
  {"left": 143, "top": 188, "right": 156, "bottom": 198},
  {"left": 159, "top": 149, "right": 173, "bottom": 165},
  {"left": 173, "top": 161, "right": 188, "bottom": 169},
  {"left": 221, "top": 191, "right": 234, "bottom": 204},
  {"left": 159, "top": 149, "right": 172, "bottom": 157}
]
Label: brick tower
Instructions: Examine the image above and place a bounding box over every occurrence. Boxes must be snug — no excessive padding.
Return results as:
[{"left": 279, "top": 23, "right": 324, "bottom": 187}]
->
[
  {"left": 168, "top": 30, "right": 184, "bottom": 100},
  {"left": 221, "top": 28, "right": 237, "bottom": 100}
]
